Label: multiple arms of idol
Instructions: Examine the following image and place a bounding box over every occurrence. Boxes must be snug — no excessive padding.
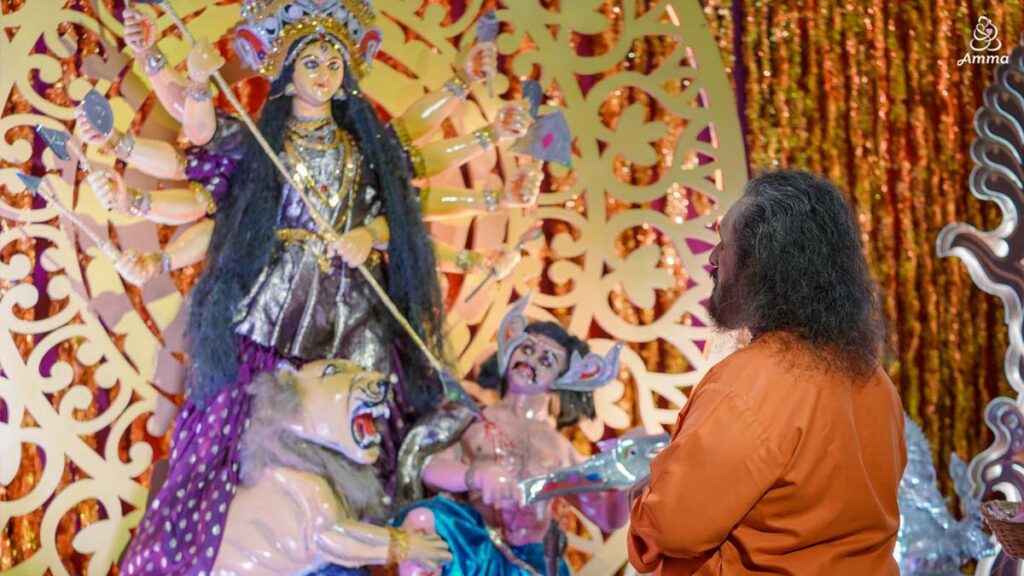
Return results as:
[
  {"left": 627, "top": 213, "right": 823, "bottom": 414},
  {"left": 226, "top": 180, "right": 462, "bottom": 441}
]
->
[{"left": 80, "top": 9, "right": 540, "bottom": 286}]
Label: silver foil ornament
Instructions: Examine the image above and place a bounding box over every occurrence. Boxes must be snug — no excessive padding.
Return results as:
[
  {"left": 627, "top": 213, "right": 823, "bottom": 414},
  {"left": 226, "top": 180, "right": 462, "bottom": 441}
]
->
[
  {"left": 896, "top": 414, "right": 995, "bottom": 574},
  {"left": 518, "top": 432, "right": 668, "bottom": 505}
]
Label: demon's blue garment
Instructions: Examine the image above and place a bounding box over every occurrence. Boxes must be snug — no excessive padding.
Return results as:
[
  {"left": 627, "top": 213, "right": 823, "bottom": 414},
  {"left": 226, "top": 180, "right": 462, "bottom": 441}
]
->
[{"left": 394, "top": 496, "right": 569, "bottom": 576}]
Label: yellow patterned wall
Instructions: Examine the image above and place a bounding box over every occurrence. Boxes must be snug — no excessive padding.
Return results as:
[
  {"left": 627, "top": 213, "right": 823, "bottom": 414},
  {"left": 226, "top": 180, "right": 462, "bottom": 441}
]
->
[{"left": 0, "top": 1, "right": 744, "bottom": 573}]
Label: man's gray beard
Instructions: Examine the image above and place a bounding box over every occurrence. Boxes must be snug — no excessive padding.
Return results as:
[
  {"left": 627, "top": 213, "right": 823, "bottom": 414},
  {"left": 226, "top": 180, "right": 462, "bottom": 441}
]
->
[{"left": 708, "top": 276, "right": 744, "bottom": 331}]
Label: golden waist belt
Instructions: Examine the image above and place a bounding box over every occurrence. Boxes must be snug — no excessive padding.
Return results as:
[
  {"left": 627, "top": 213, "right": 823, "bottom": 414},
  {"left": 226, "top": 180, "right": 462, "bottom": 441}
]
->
[
  {"left": 276, "top": 228, "right": 322, "bottom": 245},
  {"left": 275, "top": 228, "right": 380, "bottom": 272}
]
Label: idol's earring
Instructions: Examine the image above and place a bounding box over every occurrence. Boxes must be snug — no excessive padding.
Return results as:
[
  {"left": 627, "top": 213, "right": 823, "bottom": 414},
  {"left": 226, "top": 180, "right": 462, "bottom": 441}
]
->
[{"left": 285, "top": 83, "right": 297, "bottom": 96}]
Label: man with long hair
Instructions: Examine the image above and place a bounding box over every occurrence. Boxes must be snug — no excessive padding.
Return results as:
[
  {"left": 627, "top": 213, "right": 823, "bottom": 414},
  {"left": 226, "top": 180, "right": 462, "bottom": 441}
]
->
[{"left": 628, "top": 170, "right": 906, "bottom": 575}]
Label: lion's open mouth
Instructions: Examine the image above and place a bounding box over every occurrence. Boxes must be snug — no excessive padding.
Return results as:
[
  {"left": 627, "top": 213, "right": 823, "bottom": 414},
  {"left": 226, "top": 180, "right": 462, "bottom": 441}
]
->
[{"left": 352, "top": 400, "right": 389, "bottom": 449}]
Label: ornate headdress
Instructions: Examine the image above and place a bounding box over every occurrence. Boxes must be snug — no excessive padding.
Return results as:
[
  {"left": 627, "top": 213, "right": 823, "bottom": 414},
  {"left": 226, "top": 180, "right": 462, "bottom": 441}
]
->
[
  {"left": 234, "top": 0, "right": 383, "bottom": 81},
  {"left": 496, "top": 294, "right": 624, "bottom": 393}
]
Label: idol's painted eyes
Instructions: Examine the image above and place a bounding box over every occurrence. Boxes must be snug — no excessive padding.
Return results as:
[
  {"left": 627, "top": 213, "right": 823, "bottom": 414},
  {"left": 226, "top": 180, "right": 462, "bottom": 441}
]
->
[{"left": 300, "top": 57, "right": 343, "bottom": 71}]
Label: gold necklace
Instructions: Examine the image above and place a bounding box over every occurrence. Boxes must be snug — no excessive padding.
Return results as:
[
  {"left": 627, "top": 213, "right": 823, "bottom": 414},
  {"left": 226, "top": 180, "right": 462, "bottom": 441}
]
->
[
  {"left": 288, "top": 112, "right": 332, "bottom": 130},
  {"left": 285, "top": 139, "right": 339, "bottom": 208},
  {"left": 284, "top": 129, "right": 360, "bottom": 211},
  {"left": 287, "top": 124, "right": 342, "bottom": 151}
]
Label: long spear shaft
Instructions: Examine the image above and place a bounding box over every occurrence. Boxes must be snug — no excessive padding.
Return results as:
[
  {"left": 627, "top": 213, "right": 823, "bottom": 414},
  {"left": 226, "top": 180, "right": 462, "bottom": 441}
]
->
[{"left": 150, "top": 1, "right": 451, "bottom": 376}]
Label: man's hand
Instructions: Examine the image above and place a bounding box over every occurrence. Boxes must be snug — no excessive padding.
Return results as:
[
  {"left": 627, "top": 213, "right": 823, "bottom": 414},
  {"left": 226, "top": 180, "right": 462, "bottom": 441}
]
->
[
  {"left": 404, "top": 532, "right": 452, "bottom": 571},
  {"left": 75, "top": 107, "right": 116, "bottom": 147},
  {"left": 85, "top": 170, "right": 131, "bottom": 212},
  {"left": 115, "top": 249, "right": 163, "bottom": 286},
  {"left": 503, "top": 165, "right": 543, "bottom": 209}
]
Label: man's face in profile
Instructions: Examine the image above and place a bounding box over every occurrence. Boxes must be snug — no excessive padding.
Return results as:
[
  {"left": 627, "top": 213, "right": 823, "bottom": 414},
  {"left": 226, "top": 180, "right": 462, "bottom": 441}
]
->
[{"left": 708, "top": 199, "right": 744, "bottom": 329}]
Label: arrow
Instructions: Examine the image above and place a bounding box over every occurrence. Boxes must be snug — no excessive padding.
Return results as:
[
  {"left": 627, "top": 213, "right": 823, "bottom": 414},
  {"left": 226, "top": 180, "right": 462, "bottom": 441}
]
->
[
  {"left": 35, "top": 126, "right": 73, "bottom": 161},
  {"left": 15, "top": 172, "right": 121, "bottom": 260},
  {"left": 36, "top": 125, "right": 96, "bottom": 174}
]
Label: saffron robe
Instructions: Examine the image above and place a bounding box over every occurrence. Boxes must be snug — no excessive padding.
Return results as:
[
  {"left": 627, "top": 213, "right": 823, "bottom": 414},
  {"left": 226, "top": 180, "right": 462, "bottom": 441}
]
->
[{"left": 628, "top": 333, "right": 906, "bottom": 575}]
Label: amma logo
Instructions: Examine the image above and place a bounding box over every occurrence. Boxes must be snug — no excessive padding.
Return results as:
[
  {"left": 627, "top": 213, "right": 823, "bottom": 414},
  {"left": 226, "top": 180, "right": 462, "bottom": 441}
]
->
[{"left": 958, "top": 16, "right": 1010, "bottom": 66}]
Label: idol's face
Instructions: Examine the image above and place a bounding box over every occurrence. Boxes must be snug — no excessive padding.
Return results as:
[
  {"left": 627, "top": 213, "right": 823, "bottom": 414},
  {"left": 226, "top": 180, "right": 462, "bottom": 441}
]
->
[
  {"left": 505, "top": 333, "right": 569, "bottom": 395},
  {"left": 290, "top": 41, "right": 346, "bottom": 106}
]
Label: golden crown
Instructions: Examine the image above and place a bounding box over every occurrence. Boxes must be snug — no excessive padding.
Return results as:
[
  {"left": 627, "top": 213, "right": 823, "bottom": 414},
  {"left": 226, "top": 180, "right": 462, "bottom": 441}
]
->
[{"left": 234, "top": 0, "right": 381, "bottom": 81}]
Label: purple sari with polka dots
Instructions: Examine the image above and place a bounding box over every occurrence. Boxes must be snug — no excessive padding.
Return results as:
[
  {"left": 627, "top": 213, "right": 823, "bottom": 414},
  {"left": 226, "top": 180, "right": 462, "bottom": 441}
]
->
[{"left": 120, "top": 338, "right": 278, "bottom": 576}]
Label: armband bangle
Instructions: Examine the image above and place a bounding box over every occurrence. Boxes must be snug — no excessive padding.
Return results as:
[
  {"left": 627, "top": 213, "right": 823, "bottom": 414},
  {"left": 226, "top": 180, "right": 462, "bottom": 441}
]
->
[
  {"left": 158, "top": 250, "right": 172, "bottom": 274},
  {"left": 444, "top": 74, "right": 470, "bottom": 99},
  {"left": 455, "top": 249, "right": 484, "bottom": 272},
  {"left": 391, "top": 118, "right": 413, "bottom": 148},
  {"left": 190, "top": 181, "right": 217, "bottom": 215},
  {"left": 472, "top": 125, "right": 498, "bottom": 151},
  {"left": 128, "top": 189, "right": 151, "bottom": 216},
  {"left": 140, "top": 49, "right": 167, "bottom": 76},
  {"left": 186, "top": 79, "right": 213, "bottom": 102},
  {"left": 482, "top": 188, "right": 500, "bottom": 213},
  {"left": 390, "top": 119, "right": 427, "bottom": 178},
  {"left": 386, "top": 527, "right": 410, "bottom": 565},
  {"left": 112, "top": 132, "right": 136, "bottom": 160}
]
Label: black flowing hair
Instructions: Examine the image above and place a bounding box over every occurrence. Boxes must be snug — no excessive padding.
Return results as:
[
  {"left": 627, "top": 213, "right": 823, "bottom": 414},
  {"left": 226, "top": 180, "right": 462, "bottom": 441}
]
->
[
  {"left": 725, "top": 170, "right": 887, "bottom": 378},
  {"left": 476, "top": 321, "right": 595, "bottom": 429},
  {"left": 187, "top": 61, "right": 446, "bottom": 410}
]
